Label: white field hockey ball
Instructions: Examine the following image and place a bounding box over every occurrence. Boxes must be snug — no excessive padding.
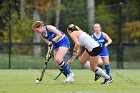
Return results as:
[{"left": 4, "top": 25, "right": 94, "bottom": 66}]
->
[{"left": 35, "top": 79, "right": 40, "bottom": 84}]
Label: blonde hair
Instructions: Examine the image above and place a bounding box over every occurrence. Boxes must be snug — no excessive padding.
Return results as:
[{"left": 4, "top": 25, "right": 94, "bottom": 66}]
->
[
  {"left": 32, "top": 21, "right": 44, "bottom": 30},
  {"left": 67, "top": 24, "right": 81, "bottom": 31}
]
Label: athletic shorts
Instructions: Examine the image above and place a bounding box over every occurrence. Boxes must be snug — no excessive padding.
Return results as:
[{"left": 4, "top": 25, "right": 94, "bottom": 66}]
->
[
  {"left": 53, "top": 36, "right": 70, "bottom": 50},
  {"left": 99, "top": 47, "right": 109, "bottom": 57},
  {"left": 86, "top": 46, "right": 102, "bottom": 56}
]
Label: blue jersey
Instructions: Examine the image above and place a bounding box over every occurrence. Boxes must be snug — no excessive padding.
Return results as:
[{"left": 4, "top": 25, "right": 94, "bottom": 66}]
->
[
  {"left": 41, "top": 25, "right": 70, "bottom": 50},
  {"left": 92, "top": 32, "right": 109, "bottom": 57}
]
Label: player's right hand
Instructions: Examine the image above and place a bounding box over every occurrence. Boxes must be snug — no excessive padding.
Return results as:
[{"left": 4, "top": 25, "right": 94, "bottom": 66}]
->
[{"left": 67, "top": 59, "right": 72, "bottom": 65}]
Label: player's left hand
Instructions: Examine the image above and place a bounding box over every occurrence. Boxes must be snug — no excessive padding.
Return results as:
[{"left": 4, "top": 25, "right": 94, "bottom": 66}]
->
[
  {"left": 73, "top": 51, "right": 77, "bottom": 57},
  {"left": 105, "top": 43, "right": 109, "bottom": 47},
  {"left": 67, "top": 59, "right": 72, "bottom": 65}
]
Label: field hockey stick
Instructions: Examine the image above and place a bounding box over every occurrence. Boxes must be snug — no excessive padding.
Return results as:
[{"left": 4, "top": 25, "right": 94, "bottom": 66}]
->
[
  {"left": 53, "top": 56, "right": 76, "bottom": 80},
  {"left": 36, "top": 44, "right": 53, "bottom": 83}
]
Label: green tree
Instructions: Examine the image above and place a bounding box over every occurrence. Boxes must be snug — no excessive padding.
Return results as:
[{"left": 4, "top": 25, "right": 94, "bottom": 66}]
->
[
  {"left": 123, "top": 21, "right": 140, "bottom": 42},
  {"left": 60, "top": 0, "right": 88, "bottom": 32},
  {"left": 95, "top": 2, "right": 117, "bottom": 41}
]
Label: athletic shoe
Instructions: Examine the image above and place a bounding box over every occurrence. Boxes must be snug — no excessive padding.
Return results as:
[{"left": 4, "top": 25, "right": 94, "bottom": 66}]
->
[
  {"left": 94, "top": 74, "right": 101, "bottom": 81},
  {"left": 64, "top": 73, "right": 74, "bottom": 84},
  {"left": 101, "top": 76, "right": 113, "bottom": 84}
]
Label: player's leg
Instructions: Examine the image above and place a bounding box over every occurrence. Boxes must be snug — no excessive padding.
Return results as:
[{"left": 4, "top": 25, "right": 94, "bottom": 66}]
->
[
  {"left": 100, "top": 47, "right": 110, "bottom": 75},
  {"left": 89, "top": 56, "right": 108, "bottom": 77},
  {"left": 53, "top": 50, "right": 66, "bottom": 77},
  {"left": 79, "top": 50, "right": 90, "bottom": 69},
  {"left": 54, "top": 47, "right": 74, "bottom": 83},
  {"left": 101, "top": 56, "right": 113, "bottom": 84},
  {"left": 89, "top": 56, "right": 112, "bottom": 84},
  {"left": 94, "top": 57, "right": 103, "bottom": 81},
  {"left": 102, "top": 57, "right": 110, "bottom": 75},
  {"left": 80, "top": 50, "right": 101, "bottom": 81},
  {"left": 98, "top": 56, "right": 103, "bottom": 69}
]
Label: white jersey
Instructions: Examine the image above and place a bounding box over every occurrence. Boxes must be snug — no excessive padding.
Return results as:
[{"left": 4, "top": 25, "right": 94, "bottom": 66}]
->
[{"left": 78, "top": 32, "right": 99, "bottom": 52}]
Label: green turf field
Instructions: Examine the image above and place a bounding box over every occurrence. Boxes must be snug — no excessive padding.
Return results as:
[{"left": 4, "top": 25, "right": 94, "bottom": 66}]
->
[{"left": 0, "top": 69, "right": 140, "bottom": 93}]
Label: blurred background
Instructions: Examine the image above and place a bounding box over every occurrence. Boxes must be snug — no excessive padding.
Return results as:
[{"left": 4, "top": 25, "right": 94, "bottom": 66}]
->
[{"left": 0, "top": 0, "right": 140, "bottom": 69}]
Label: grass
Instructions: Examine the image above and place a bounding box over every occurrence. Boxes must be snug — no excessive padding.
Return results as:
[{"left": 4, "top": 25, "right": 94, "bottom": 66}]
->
[
  {"left": 0, "top": 54, "right": 140, "bottom": 69},
  {"left": 0, "top": 54, "right": 82, "bottom": 69},
  {"left": 0, "top": 69, "right": 140, "bottom": 93}
]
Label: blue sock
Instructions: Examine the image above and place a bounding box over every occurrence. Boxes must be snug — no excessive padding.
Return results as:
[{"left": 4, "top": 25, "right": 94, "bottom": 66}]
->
[
  {"left": 60, "top": 69, "right": 67, "bottom": 77},
  {"left": 105, "top": 64, "right": 110, "bottom": 76},
  {"left": 59, "top": 61, "right": 71, "bottom": 76}
]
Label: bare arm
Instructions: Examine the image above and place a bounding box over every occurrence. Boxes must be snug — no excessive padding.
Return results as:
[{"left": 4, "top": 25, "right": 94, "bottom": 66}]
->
[
  {"left": 103, "top": 32, "right": 112, "bottom": 47},
  {"left": 47, "top": 25, "right": 63, "bottom": 42},
  {"left": 67, "top": 32, "right": 82, "bottom": 64},
  {"left": 70, "top": 32, "right": 81, "bottom": 57}
]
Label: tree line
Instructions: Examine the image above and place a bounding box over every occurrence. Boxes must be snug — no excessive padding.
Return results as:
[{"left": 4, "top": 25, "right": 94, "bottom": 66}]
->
[{"left": 0, "top": 0, "right": 140, "bottom": 55}]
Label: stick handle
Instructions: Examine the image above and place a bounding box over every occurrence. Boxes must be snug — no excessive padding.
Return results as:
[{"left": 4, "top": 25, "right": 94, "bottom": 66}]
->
[
  {"left": 45, "top": 45, "right": 53, "bottom": 62},
  {"left": 67, "top": 56, "right": 76, "bottom": 65},
  {"left": 53, "top": 71, "right": 62, "bottom": 80},
  {"left": 38, "top": 45, "right": 53, "bottom": 82},
  {"left": 39, "top": 64, "right": 47, "bottom": 82},
  {"left": 70, "top": 56, "right": 75, "bottom": 61}
]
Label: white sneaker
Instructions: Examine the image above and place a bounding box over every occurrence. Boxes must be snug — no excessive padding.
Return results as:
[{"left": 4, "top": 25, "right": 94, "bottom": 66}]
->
[{"left": 64, "top": 73, "right": 74, "bottom": 84}]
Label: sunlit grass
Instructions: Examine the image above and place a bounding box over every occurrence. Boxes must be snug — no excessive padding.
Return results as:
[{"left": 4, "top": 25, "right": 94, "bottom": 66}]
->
[{"left": 0, "top": 69, "right": 140, "bottom": 93}]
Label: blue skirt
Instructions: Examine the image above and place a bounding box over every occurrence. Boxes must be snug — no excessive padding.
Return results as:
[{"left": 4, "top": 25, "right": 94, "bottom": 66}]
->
[
  {"left": 99, "top": 47, "right": 109, "bottom": 57},
  {"left": 53, "top": 36, "right": 70, "bottom": 51}
]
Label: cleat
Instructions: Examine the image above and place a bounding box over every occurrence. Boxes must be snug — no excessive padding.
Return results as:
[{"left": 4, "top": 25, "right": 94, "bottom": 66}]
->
[
  {"left": 101, "top": 76, "right": 113, "bottom": 84},
  {"left": 94, "top": 74, "right": 101, "bottom": 81},
  {"left": 64, "top": 73, "right": 74, "bottom": 84}
]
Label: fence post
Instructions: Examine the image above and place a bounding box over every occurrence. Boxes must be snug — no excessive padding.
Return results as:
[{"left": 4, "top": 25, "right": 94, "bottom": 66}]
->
[
  {"left": 8, "top": 0, "right": 12, "bottom": 69},
  {"left": 117, "top": 45, "right": 124, "bottom": 69},
  {"left": 117, "top": 2, "right": 124, "bottom": 69}
]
